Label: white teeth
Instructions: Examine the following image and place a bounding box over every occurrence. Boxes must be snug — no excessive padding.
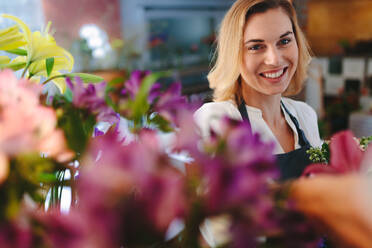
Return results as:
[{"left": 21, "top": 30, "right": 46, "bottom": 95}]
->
[{"left": 262, "top": 69, "right": 284, "bottom": 79}]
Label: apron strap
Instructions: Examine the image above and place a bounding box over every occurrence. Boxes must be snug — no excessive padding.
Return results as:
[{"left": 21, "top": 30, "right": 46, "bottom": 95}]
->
[
  {"left": 238, "top": 101, "right": 250, "bottom": 123},
  {"left": 236, "top": 98, "right": 310, "bottom": 147},
  {"left": 280, "top": 101, "right": 310, "bottom": 147}
]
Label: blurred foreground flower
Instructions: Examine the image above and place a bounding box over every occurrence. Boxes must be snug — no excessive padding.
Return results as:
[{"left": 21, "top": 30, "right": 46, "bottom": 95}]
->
[
  {"left": 77, "top": 130, "right": 186, "bottom": 247},
  {"left": 304, "top": 130, "right": 372, "bottom": 176},
  {"left": 0, "top": 69, "right": 73, "bottom": 163},
  {"left": 0, "top": 69, "right": 74, "bottom": 221}
]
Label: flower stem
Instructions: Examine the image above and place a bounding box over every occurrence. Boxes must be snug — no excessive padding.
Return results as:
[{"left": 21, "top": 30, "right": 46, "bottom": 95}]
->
[
  {"left": 42, "top": 74, "right": 65, "bottom": 85},
  {"left": 21, "top": 62, "right": 31, "bottom": 78}
]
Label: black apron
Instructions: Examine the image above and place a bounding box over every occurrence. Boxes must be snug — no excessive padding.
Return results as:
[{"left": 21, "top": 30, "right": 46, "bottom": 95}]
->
[{"left": 238, "top": 100, "right": 313, "bottom": 180}]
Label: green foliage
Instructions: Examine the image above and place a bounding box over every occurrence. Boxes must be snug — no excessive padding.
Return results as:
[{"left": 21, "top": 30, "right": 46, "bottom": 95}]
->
[
  {"left": 0, "top": 154, "right": 60, "bottom": 220},
  {"left": 149, "top": 114, "right": 173, "bottom": 133},
  {"left": 45, "top": 57, "right": 54, "bottom": 77},
  {"left": 55, "top": 102, "right": 96, "bottom": 156},
  {"left": 6, "top": 48, "right": 27, "bottom": 56},
  {"left": 360, "top": 135, "right": 372, "bottom": 151},
  {"left": 307, "top": 142, "right": 330, "bottom": 164},
  {"left": 307, "top": 136, "right": 372, "bottom": 164},
  {"left": 66, "top": 73, "right": 104, "bottom": 83},
  {"left": 119, "top": 71, "right": 170, "bottom": 132}
]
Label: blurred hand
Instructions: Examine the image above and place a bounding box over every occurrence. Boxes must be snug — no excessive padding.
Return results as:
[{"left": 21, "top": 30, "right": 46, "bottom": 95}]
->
[{"left": 291, "top": 174, "right": 372, "bottom": 248}]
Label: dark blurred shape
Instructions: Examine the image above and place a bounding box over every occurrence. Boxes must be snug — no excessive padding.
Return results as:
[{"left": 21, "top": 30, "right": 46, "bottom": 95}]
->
[
  {"left": 344, "top": 79, "right": 361, "bottom": 94},
  {"left": 344, "top": 40, "right": 372, "bottom": 55},
  {"left": 328, "top": 56, "right": 342, "bottom": 75}
]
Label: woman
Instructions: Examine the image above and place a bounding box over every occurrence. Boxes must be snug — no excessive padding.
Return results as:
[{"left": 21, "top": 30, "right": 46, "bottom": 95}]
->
[{"left": 194, "top": 0, "right": 322, "bottom": 180}]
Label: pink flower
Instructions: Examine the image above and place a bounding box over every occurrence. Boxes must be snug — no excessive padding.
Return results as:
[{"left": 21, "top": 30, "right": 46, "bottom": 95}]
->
[
  {"left": 0, "top": 70, "right": 73, "bottom": 163},
  {"left": 0, "top": 70, "right": 40, "bottom": 108},
  {"left": 303, "top": 130, "right": 372, "bottom": 176}
]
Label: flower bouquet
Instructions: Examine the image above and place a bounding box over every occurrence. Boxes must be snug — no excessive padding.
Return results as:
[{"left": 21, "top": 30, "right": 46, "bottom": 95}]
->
[
  {"left": 305, "top": 131, "right": 372, "bottom": 175},
  {"left": 0, "top": 14, "right": 370, "bottom": 248}
]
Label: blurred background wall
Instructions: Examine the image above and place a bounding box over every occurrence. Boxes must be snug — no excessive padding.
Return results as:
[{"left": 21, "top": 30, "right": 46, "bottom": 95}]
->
[{"left": 307, "top": 0, "right": 372, "bottom": 55}]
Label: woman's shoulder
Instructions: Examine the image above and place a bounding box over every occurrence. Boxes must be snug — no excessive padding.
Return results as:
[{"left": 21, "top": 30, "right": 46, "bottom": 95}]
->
[
  {"left": 194, "top": 100, "right": 239, "bottom": 116},
  {"left": 282, "top": 97, "right": 317, "bottom": 117},
  {"left": 282, "top": 97, "right": 323, "bottom": 147},
  {"left": 194, "top": 100, "right": 241, "bottom": 138}
]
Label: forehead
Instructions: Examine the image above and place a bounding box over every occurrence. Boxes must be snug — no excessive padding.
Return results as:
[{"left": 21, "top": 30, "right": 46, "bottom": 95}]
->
[{"left": 243, "top": 7, "right": 293, "bottom": 41}]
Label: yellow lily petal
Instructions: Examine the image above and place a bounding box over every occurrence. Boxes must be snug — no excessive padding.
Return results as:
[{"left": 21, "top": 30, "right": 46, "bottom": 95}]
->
[
  {"left": 29, "top": 31, "right": 74, "bottom": 68},
  {"left": 49, "top": 71, "right": 66, "bottom": 93},
  {"left": 29, "top": 55, "right": 74, "bottom": 77},
  {"left": 2, "top": 15, "right": 75, "bottom": 84},
  {"left": 0, "top": 56, "right": 27, "bottom": 70},
  {"left": 0, "top": 56, "right": 11, "bottom": 65},
  {"left": 0, "top": 25, "right": 26, "bottom": 50},
  {"left": 0, "top": 25, "right": 19, "bottom": 36},
  {"left": 2, "top": 14, "right": 32, "bottom": 43}
]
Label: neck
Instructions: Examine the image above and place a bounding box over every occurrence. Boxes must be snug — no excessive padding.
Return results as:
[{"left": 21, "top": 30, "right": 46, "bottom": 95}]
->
[{"left": 241, "top": 84, "right": 284, "bottom": 127}]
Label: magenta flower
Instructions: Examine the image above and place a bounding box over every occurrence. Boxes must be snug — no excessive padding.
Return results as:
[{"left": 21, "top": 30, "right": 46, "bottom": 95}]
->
[
  {"left": 121, "top": 70, "right": 161, "bottom": 103},
  {"left": 153, "top": 82, "right": 188, "bottom": 125},
  {"left": 0, "top": 221, "right": 32, "bottom": 248},
  {"left": 34, "top": 209, "right": 89, "bottom": 248},
  {"left": 77, "top": 129, "right": 186, "bottom": 247},
  {"left": 175, "top": 115, "right": 281, "bottom": 246},
  {"left": 303, "top": 130, "right": 372, "bottom": 176},
  {"left": 66, "top": 77, "right": 119, "bottom": 125}
]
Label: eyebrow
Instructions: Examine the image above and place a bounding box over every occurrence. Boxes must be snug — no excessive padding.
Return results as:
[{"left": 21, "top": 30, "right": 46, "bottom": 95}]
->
[{"left": 244, "top": 31, "right": 294, "bottom": 45}]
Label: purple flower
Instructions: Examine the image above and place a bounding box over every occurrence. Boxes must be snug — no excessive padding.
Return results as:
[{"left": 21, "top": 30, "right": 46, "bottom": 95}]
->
[
  {"left": 121, "top": 70, "right": 161, "bottom": 104},
  {"left": 35, "top": 209, "right": 89, "bottom": 248},
  {"left": 66, "top": 77, "right": 119, "bottom": 125},
  {"left": 154, "top": 82, "right": 188, "bottom": 126},
  {"left": 0, "top": 221, "right": 32, "bottom": 248},
  {"left": 122, "top": 70, "right": 150, "bottom": 98},
  {"left": 176, "top": 115, "right": 281, "bottom": 246},
  {"left": 77, "top": 130, "right": 187, "bottom": 246}
]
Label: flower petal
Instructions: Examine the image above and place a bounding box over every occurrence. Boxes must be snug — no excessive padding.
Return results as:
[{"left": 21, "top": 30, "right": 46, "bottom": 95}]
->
[
  {"left": 302, "top": 163, "right": 337, "bottom": 177},
  {"left": 329, "top": 130, "right": 363, "bottom": 172}
]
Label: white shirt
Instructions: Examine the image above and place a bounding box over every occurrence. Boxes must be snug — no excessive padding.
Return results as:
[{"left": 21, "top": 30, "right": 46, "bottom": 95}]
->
[{"left": 194, "top": 97, "right": 322, "bottom": 154}]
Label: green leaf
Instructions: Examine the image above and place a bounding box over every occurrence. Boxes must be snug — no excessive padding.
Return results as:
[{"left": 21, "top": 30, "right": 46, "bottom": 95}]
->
[
  {"left": 108, "top": 77, "right": 125, "bottom": 87},
  {"left": 66, "top": 73, "right": 104, "bottom": 83},
  {"left": 46, "top": 57, "right": 54, "bottom": 77},
  {"left": 5, "top": 48, "right": 27, "bottom": 56},
  {"left": 149, "top": 114, "right": 173, "bottom": 132},
  {"left": 38, "top": 172, "right": 57, "bottom": 183},
  {"left": 64, "top": 87, "right": 73, "bottom": 102},
  {"left": 131, "top": 71, "right": 169, "bottom": 126},
  {"left": 58, "top": 106, "right": 96, "bottom": 155}
]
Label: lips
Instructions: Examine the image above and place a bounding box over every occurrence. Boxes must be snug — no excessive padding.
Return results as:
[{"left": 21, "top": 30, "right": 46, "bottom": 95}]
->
[{"left": 259, "top": 67, "right": 288, "bottom": 79}]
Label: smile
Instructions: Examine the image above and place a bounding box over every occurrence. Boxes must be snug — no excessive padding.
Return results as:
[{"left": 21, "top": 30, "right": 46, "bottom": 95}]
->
[{"left": 260, "top": 67, "right": 288, "bottom": 79}]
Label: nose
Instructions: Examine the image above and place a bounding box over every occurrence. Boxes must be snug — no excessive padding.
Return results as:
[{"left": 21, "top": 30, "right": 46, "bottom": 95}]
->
[{"left": 264, "top": 46, "right": 282, "bottom": 66}]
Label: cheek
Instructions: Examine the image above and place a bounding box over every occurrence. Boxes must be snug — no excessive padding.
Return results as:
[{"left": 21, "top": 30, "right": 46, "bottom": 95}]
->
[
  {"left": 289, "top": 43, "right": 299, "bottom": 67},
  {"left": 242, "top": 54, "right": 260, "bottom": 75}
]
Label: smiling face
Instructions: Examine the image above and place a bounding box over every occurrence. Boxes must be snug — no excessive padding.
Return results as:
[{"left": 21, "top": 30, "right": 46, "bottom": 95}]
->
[{"left": 240, "top": 7, "right": 298, "bottom": 98}]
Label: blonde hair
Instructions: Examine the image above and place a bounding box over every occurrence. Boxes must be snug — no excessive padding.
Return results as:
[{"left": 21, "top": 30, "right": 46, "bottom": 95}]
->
[{"left": 208, "top": 0, "right": 311, "bottom": 102}]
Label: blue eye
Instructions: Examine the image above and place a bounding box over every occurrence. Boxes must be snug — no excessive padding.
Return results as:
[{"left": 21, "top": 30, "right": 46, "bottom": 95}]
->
[
  {"left": 248, "top": 44, "right": 264, "bottom": 51},
  {"left": 279, "top": 38, "right": 291, "bottom": 46}
]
